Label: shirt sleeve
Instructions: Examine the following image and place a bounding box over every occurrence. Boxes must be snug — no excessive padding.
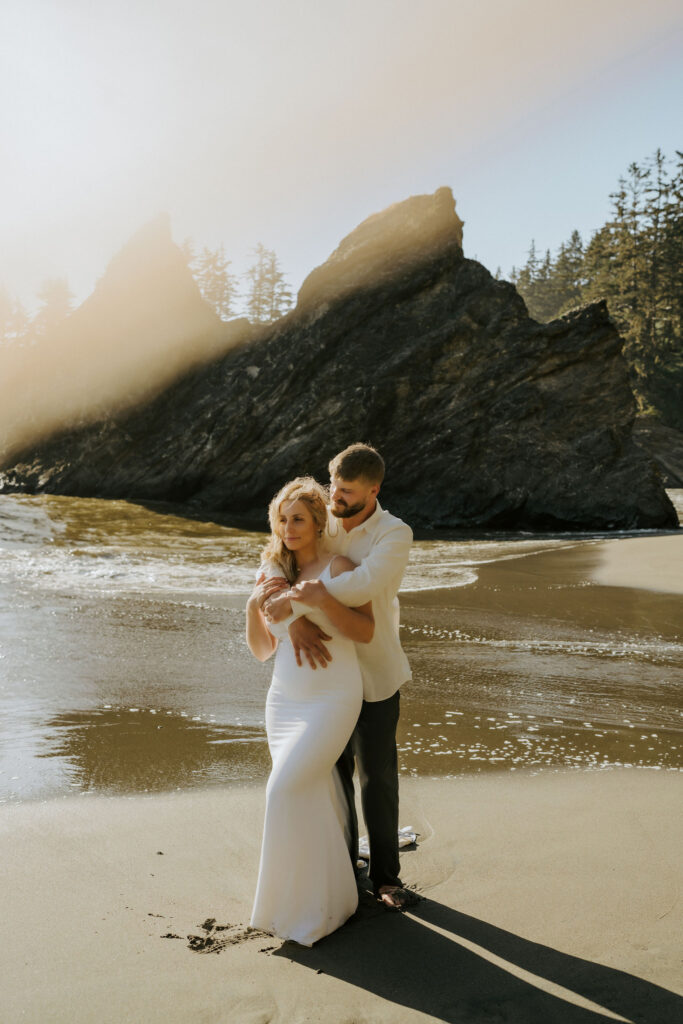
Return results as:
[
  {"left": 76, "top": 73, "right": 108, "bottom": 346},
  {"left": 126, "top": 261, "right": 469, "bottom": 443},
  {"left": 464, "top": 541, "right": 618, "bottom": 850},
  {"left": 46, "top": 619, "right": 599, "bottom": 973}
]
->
[
  {"left": 324, "top": 522, "right": 412, "bottom": 606},
  {"left": 259, "top": 560, "right": 287, "bottom": 580},
  {"left": 266, "top": 600, "right": 314, "bottom": 638}
]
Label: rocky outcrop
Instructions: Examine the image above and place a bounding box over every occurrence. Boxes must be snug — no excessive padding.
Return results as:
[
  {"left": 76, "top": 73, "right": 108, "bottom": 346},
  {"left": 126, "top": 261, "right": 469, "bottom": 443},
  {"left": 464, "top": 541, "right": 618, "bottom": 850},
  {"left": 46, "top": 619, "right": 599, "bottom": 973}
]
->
[
  {"left": 633, "top": 417, "right": 683, "bottom": 487},
  {"left": 297, "top": 186, "right": 463, "bottom": 311},
  {"left": 0, "top": 188, "right": 677, "bottom": 530}
]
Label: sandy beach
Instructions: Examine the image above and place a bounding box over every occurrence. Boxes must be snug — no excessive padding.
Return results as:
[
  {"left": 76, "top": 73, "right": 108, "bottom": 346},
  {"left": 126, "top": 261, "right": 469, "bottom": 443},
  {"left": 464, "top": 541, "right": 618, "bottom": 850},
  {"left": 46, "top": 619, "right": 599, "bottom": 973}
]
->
[
  {"left": 592, "top": 534, "right": 683, "bottom": 594},
  {"left": 1, "top": 770, "right": 681, "bottom": 1024},
  {"left": 1, "top": 512, "right": 682, "bottom": 1023}
]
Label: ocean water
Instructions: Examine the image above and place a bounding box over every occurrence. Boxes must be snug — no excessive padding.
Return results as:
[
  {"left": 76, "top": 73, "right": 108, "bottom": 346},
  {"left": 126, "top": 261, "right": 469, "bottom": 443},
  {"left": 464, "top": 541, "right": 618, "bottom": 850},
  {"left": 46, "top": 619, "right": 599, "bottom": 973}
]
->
[{"left": 0, "top": 492, "right": 681, "bottom": 802}]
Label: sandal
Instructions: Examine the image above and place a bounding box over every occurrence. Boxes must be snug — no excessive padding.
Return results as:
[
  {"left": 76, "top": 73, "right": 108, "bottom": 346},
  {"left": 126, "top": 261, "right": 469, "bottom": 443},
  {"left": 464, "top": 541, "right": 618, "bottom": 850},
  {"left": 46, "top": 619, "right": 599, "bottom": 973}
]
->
[{"left": 376, "top": 885, "right": 415, "bottom": 911}]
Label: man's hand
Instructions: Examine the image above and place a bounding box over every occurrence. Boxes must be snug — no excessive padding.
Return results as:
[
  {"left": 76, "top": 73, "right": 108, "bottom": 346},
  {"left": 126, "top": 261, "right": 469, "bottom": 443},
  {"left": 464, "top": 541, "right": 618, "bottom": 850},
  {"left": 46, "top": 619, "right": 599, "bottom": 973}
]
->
[
  {"left": 288, "top": 617, "right": 333, "bottom": 669},
  {"left": 289, "top": 579, "right": 329, "bottom": 608}
]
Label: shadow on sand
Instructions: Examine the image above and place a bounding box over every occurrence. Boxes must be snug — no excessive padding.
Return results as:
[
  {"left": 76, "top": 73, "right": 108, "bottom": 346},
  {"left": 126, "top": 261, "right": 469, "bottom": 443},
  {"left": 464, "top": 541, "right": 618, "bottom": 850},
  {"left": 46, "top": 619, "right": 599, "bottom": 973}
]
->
[{"left": 276, "top": 888, "right": 681, "bottom": 1024}]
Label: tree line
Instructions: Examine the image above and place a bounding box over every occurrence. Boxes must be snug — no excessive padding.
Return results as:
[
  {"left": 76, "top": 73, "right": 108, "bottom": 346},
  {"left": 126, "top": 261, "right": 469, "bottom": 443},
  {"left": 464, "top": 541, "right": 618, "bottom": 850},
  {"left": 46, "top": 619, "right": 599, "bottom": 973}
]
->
[
  {"left": 509, "top": 149, "right": 682, "bottom": 428},
  {"left": 0, "top": 242, "right": 294, "bottom": 347},
  {"left": 180, "top": 240, "right": 293, "bottom": 324}
]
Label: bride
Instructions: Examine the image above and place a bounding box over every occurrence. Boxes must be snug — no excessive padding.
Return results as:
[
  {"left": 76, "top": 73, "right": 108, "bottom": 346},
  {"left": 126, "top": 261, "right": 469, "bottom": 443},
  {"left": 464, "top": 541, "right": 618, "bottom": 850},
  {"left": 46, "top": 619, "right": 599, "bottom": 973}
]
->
[{"left": 246, "top": 476, "right": 374, "bottom": 946}]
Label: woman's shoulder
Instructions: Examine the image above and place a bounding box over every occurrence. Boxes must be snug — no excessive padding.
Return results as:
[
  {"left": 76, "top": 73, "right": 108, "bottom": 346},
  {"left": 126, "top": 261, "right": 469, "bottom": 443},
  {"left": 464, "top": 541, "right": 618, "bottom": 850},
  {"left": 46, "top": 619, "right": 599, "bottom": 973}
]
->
[{"left": 328, "top": 554, "right": 357, "bottom": 579}]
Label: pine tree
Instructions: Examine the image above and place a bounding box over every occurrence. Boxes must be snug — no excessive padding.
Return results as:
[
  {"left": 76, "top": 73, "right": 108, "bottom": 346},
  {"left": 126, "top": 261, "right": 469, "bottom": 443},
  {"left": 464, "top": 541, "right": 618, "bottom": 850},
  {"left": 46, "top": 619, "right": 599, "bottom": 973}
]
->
[
  {"left": 554, "top": 230, "right": 585, "bottom": 314},
  {"left": 245, "top": 244, "right": 269, "bottom": 323},
  {"left": 611, "top": 164, "right": 650, "bottom": 369},
  {"left": 512, "top": 241, "right": 538, "bottom": 316},
  {"left": 643, "top": 149, "right": 667, "bottom": 358},
  {"left": 579, "top": 224, "right": 613, "bottom": 309},
  {"left": 263, "top": 249, "right": 293, "bottom": 322},
  {"left": 643, "top": 149, "right": 683, "bottom": 424},
  {"left": 515, "top": 239, "right": 538, "bottom": 297},
  {"left": 513, "top": 242, "right": 563, "bottom": 321},
  {"left": 244, "top": 244, "right": 292, "bottom": 324},
  {"left": 195, "top": 245, "right": 239, "bottom": 320},
  {"left": 534, "top": 248, "right": 557, "bottom": 322}
]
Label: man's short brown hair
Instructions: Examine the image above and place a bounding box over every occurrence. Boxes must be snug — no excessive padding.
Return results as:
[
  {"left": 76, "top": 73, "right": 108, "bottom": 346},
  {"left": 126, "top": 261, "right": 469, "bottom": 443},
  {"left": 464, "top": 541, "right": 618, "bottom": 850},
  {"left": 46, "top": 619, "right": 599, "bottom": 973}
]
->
[{"left": 328, "top": 443, "right": 385, "bottom": 485}]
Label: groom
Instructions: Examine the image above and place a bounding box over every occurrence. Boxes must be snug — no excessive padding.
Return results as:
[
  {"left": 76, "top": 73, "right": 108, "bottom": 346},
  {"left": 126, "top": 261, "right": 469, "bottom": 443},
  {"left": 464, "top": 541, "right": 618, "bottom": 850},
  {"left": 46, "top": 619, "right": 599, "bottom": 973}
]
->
[{"left": 264, "top": 443, "right": 413, "bottom": 909}]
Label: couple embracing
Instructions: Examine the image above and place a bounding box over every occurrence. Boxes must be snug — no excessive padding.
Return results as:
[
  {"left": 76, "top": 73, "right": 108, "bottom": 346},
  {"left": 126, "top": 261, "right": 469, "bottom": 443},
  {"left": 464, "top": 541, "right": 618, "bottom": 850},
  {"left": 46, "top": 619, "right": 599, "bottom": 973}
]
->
[{"left": 246, "top": 443, "right": 413, "bottom": 946}]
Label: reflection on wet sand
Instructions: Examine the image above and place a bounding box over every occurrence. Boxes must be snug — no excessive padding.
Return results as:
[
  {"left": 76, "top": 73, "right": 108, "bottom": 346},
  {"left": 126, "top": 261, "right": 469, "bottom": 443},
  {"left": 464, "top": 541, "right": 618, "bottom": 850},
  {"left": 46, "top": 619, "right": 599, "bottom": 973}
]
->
[
  {"left": 399, "top": 540, "right": 682, "bottom": 776},
  {"left": 1, "top": 492, "right": 681, "bottom": 800},
  {"left": 35, "top": 708, "right": 270, "bottom": 796}
]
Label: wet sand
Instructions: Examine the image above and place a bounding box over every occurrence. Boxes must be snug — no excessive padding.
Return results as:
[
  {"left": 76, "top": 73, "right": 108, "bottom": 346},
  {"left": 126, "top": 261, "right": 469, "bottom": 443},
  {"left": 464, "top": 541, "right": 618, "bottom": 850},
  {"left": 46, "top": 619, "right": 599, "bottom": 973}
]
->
[
  {"left": 1, "top": 770, "right": 681, "bottom": 1023},
  {"left": 2, "top": 525, "right": 681, "bottom": 802},
  {"left": 398, "top": 533, "right": 682, "bottom": 778}
]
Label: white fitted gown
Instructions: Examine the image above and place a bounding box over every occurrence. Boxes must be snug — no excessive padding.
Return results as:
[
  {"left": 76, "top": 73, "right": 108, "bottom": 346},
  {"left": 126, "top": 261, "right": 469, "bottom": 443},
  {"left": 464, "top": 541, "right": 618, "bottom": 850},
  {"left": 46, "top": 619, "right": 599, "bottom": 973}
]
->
[{"left": 250, "top": 563, "right": 363, "bottom": 946}]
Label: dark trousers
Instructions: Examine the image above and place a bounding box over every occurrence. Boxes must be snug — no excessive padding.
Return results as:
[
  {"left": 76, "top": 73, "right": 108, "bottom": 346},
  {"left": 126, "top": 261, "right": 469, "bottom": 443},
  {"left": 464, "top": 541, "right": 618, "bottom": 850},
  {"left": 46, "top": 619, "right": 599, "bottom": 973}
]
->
[{"left": 336, "top": 690, "right": 401, "bottom": 893}]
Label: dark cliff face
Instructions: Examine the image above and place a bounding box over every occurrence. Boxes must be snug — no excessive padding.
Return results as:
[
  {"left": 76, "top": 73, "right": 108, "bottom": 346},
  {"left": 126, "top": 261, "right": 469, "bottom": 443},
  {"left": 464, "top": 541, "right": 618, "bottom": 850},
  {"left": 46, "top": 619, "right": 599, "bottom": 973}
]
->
[
  {"left": 0, "top": 188, "right": 677, "bottom": 530},
  {"left": 633, "top": 417, "right": 683, "bottom": 487}
]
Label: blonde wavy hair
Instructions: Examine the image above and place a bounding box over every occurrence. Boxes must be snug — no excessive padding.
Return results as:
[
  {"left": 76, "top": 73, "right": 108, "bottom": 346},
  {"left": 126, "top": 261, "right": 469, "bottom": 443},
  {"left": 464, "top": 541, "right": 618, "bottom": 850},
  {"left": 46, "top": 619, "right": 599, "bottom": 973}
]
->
[{"left": 261, "top": 476, "right": 329, "bottom": 583}]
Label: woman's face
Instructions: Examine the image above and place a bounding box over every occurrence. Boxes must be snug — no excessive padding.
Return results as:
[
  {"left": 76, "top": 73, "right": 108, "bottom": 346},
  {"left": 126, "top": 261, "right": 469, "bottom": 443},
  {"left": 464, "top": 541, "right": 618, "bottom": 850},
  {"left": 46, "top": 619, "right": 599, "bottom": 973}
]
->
[{"left": 277, "top": 499, "right": 317, "bottom": 551}]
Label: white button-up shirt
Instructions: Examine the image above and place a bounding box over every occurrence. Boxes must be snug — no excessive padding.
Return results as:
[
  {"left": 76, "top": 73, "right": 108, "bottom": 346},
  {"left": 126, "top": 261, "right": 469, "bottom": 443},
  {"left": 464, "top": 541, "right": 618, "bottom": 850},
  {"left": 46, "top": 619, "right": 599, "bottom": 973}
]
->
[{"left": 322, "top": 500, "right": 412, "bottom": 702}]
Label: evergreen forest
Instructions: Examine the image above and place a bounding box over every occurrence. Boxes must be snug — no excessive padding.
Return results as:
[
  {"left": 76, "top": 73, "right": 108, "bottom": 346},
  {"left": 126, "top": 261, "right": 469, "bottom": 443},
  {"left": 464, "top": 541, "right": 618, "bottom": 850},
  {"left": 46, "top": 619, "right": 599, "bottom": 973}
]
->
[{"left": 508, "top": 149, "right": 682, "bottom": 430}]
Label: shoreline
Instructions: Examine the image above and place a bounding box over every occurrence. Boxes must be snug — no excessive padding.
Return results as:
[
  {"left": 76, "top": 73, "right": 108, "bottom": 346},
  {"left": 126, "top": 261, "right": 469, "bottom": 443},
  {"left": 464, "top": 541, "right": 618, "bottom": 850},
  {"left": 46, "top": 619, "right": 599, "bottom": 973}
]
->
[
  {"left": 2, "top": 769, "right": 681, "bottom": 1022},
  {"left": 2, "top": 530, "right": 681, "bottom": 805}
]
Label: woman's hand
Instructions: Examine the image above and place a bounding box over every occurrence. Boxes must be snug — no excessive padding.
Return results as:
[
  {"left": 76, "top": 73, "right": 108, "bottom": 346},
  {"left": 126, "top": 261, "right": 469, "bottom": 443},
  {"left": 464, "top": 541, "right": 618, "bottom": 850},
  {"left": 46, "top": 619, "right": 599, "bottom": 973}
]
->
[
  {"left": 288, "top": 579, "right": 329, "bottom": 608},
  {"left": 264, "top": 591, "right": 293, "bottom": 623},
  {"left": 252, "top": 575, "right": 289, "bottom": 613},
  {"left": 246, "top": 577, "right": 284, "bottom": 662}
]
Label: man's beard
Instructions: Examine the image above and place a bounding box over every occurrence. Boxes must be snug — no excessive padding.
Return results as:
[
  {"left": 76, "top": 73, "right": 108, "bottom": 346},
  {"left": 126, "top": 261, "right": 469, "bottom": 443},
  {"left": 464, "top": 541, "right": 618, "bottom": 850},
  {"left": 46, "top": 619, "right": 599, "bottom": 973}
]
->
[{"left": 331, "top": 498, "right": 367, "bottom": 519}]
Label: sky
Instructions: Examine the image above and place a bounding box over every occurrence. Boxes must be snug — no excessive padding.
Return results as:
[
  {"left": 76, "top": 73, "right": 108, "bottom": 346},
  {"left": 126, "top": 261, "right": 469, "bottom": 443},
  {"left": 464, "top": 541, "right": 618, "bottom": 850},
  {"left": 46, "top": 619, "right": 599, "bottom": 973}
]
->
[{"left": 1, "top": 0, "right": 682, "bottom": 314}]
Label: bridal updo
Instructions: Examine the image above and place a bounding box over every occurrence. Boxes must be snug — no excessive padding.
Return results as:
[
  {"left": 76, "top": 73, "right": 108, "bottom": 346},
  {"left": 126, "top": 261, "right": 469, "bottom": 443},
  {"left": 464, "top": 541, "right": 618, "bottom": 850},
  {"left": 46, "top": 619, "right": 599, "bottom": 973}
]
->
[{"left": 261, "top": 476, "right": 329, "bottom": 583}]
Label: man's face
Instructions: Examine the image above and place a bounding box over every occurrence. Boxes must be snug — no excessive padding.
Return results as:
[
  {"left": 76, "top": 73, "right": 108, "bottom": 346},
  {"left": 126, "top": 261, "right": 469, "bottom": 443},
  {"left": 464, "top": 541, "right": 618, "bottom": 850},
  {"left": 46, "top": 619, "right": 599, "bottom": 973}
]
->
[{"left": 329, "top": 475, "right": 377, "bottom": 519}]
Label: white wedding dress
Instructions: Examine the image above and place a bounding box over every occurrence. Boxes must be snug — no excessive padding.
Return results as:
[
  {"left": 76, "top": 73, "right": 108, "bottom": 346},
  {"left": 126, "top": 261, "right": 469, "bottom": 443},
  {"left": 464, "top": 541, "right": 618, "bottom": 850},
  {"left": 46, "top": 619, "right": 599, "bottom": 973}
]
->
[{"left": 250, "top": 562, "right": 363, "bottom": 946}]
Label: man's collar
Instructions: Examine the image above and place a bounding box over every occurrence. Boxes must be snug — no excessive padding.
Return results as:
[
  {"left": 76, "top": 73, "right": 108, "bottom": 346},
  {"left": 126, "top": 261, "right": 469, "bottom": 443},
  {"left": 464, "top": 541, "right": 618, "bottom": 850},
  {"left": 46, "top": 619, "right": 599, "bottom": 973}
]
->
[{"left": 356, "top": 498, "right": 383, "bottom": 533}]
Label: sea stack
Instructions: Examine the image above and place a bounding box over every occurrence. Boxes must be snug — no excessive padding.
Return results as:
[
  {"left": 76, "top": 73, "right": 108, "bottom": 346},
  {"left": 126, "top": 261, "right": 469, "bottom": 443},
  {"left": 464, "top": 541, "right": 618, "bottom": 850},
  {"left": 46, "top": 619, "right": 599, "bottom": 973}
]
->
[{"left": 0, "top": 188, "right": 676, "bottom": 530}]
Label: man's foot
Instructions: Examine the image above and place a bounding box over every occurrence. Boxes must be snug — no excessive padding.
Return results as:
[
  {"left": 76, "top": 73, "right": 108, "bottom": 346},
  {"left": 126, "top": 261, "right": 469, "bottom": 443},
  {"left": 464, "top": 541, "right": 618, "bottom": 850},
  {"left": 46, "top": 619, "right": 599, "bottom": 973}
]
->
[{"left": 376, "top": 885, "right": 416, "bottom": 911}]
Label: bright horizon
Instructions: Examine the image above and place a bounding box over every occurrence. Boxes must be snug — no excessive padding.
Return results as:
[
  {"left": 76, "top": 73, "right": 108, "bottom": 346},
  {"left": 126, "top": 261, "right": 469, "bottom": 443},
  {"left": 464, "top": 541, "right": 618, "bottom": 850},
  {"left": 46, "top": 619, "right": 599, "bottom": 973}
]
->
[{"left": 1, "top": 0, "right": 682, "bottom": 314}]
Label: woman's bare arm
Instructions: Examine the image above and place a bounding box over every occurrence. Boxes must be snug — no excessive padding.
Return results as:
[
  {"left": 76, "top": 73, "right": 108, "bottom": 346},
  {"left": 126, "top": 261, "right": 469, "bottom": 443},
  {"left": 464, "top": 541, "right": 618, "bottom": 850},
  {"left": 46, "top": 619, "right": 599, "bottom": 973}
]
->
[{"left": 246, "top": 585, "right": 278, "bottom": 661}]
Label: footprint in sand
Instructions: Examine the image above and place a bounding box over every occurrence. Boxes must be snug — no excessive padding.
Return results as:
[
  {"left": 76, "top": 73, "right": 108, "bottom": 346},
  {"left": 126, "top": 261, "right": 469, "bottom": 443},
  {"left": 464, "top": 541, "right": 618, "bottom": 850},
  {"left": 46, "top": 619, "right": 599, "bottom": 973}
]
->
[{"left": 184, "top": 917, "right": 271, "bottom": 954}]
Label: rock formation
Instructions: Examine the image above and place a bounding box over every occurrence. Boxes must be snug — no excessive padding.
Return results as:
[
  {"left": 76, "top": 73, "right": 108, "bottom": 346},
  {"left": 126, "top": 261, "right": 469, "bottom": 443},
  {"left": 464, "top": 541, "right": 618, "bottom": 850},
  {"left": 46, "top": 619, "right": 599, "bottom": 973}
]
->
[
  {"left": 633, "top": 417, "right": 683, "bottom": 487},
  {"left": 0, "top": 188, "right": 677, "bottom": 530}
]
